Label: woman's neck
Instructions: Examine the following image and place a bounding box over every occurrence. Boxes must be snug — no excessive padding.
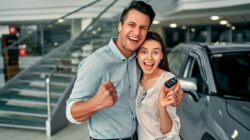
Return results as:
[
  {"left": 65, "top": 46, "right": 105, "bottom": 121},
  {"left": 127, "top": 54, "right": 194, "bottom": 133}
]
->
[
  {"left": 142, "top": 68, "right": 163, "bottom": 81},
  {"left": 140, "top": 68, "right": 163, "bottom": 90}
]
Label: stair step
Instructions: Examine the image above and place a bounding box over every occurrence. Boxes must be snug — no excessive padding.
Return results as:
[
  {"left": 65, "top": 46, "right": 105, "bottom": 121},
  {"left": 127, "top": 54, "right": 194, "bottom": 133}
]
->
[
  {"left": 0, "top": 116, "right": 45, "bottom": 130},
  {"left": 30, "top": 71, "right": 75, "bottom": 77},
  {"left": 9, "top": 82, "right": 65, "bottom": 93},
  {"left": 0, "top": 93, "right": 57, "bottom": 106},
  {"left": 20, "top": 80, "right": 68, "bottom": 87},
  {"left": 0, "top": 104, "right": 47, "bottom": 117},
  {"left": 9, "top": 89, "right": 61, "bottom": 98},
  {"left": 40, "top": 64, "right": 78, "bottom": 69},
  {"left": 21, "top": 74, "right": 72, "bottom": 83},
  {"left": 8, "top": 83, "right": 63, "bottom": 97}
]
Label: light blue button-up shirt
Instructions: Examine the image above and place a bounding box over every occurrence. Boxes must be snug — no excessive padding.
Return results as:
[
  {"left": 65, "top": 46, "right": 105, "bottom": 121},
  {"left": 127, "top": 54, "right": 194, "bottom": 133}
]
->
[{"left": 67, "top": 38, "right": 141, "bottom": 139}]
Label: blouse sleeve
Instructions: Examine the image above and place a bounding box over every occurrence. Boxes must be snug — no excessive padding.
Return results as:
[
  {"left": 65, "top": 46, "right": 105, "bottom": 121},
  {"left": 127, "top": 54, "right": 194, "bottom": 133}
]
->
[
  {"left": 163, "top": 106, "right": 181, "bottom": 139},
  {"left": 158, "top": 71, "right": 181, "bottom": 139}
]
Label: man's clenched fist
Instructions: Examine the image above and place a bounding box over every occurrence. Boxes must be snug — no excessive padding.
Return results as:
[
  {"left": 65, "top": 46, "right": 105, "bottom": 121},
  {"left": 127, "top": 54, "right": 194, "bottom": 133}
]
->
[{"left": 94, "top": 80, "right": 118, "bottom": 109}]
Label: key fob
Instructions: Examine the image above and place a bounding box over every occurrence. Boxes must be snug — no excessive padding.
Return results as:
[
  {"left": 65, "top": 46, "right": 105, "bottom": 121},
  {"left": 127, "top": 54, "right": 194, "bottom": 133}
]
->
[{"left": 165, "top": 77, "right": 178, "bottom": 88}]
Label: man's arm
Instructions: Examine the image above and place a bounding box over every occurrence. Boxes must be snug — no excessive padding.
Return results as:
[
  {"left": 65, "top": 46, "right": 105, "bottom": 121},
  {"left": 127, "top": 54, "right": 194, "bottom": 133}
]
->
[{"left": 70, "top": 80, "right": 118, "bottom": 122}]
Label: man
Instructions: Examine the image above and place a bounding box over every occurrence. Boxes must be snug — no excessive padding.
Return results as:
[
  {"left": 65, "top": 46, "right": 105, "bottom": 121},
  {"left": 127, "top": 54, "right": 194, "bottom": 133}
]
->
[{"left": 66, "top": 1, "right": 183, "bottom": 139}]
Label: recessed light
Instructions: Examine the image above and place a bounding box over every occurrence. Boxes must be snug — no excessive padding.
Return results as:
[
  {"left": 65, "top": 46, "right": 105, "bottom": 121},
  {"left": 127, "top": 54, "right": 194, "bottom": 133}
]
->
[
  {"left": 57, "top": 18, "right": 64, "bottom": 23},
  {"left": 220, "top": 20, "right": 228, "bottom": 25},
  {"left": 210, "top": 16, "right": 220, "bottom": 20},
  {"left": 153, "top": 20, "right": 160, "bottom": 25},
  {"left": 170, "top": 23, "right": 177, "bottom": 28}
]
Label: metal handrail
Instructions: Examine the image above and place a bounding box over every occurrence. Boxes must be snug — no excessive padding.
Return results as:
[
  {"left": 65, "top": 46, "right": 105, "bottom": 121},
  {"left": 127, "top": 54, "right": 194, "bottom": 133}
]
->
[
  {"left": 45, "top": 75, "right": 51, "bottom": 136},
  {"left": 45, "top": 62, "right": 59, "bottom": 136}
]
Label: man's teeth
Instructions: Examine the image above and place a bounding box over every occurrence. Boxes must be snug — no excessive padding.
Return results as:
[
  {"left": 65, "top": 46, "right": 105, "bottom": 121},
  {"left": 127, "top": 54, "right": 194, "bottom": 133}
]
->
[{"left": 129, "top": 36, "right": 139, "bottom": 41}]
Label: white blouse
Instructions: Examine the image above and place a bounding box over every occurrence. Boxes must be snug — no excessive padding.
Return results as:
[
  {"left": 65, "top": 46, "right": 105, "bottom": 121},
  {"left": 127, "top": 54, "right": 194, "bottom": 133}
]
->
[{"left": 135, "top": 71, "right": 181, "bottom": 140}]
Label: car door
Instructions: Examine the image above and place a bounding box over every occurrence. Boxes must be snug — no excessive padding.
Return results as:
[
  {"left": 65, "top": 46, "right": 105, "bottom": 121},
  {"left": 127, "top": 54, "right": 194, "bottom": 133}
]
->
[{"left": 178, "top": 51, "right": 209, "bottom": 140}]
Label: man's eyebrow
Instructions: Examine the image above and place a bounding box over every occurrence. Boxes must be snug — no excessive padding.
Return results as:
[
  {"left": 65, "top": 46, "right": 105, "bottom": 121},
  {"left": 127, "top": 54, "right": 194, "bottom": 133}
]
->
[
  {"left": 127, "top": 21, "right": 135, "bottom": 24},
  {"left": 140, "top": 25, "right": 148, "bottom": 28}
]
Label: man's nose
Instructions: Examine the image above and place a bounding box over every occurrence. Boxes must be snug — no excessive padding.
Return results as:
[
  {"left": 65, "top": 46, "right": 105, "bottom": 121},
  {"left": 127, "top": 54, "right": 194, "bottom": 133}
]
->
[{"left": 133, "top": 27, "right": 140, "bottom": 36}]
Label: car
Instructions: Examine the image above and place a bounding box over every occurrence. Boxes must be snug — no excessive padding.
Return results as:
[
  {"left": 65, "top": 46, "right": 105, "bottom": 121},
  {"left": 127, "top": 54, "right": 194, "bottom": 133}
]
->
[{"left": 167, "top": 43, "right": 250, "bottom": 140}]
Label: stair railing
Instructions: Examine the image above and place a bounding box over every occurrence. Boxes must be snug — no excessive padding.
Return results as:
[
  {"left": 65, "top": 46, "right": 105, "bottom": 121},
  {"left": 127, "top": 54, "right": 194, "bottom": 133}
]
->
[
  {"left": 45, "top": 62, "right": 59, "bottom": 136},
  {"left": 45, "top": 75, "right": 51, "bottom": 136}
]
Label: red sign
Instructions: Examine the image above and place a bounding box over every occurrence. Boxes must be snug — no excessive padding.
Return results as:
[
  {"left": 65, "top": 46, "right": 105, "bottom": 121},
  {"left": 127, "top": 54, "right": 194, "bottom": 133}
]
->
[
  {"left": 9, "top": 25, "right": 16, "bottom": 35},
  {"left": 19, "top": 47, "right": 26, "bottom": 57}
]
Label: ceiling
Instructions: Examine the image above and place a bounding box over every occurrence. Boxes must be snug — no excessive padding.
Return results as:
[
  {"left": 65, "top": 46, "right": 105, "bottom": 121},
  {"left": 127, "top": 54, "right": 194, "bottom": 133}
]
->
[
  {"left": 1, "top": 0, "right": 250, "bottom": 28},
  {"left": 148, "top": 0, "right": 250, "bottom": 27}
]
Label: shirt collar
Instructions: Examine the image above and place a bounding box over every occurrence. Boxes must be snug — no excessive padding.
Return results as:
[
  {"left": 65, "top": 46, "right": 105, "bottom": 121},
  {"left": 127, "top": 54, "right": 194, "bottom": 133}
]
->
[{"left": 109, "top": 38, "right": 136, "bottom": 61}]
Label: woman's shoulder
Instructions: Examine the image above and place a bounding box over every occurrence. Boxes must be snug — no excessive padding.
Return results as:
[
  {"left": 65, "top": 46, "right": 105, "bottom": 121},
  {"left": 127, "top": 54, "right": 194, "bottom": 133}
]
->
[
  {"left": 161, "top": 71, "right": 176, "bottom": 81},
  {"left": 154, "top": 70, "right": 176, "bottom": 89}
]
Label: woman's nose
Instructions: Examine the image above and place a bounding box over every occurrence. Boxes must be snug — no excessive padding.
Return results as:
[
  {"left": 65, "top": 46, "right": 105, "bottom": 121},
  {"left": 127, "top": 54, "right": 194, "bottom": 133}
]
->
[{"left": 146, "top": 53, "right": 152, "bottom": 59}]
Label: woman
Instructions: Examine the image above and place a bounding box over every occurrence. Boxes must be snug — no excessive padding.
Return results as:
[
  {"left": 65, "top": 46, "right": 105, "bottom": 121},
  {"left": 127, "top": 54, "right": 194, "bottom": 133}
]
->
[{"left": 135, "top": 32, "right": 181, "bottom": 140}]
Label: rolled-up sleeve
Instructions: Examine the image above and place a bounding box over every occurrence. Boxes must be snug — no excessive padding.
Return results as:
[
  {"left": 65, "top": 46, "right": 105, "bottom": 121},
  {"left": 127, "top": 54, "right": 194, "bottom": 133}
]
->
[
  {"left": 66, "top": 55, "right": 104, "bottom": 123},
  {"left": 66, "top": 101, "right": 82, "bottom": 124}
]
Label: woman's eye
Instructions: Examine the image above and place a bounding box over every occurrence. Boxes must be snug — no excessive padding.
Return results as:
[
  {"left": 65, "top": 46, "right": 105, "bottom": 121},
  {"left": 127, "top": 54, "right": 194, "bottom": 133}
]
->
[
  {"left": 140, "top": 50, "right": 147, "bottom": 54},
  {"left": 152, "top": 51, "right": 159, "bottom": 55}
]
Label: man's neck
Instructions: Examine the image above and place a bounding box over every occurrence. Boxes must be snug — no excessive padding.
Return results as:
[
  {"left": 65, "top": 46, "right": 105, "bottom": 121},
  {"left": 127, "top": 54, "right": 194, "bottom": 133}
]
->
[{"left": 114, "top": 38, "right": 133, "bottom": 59}]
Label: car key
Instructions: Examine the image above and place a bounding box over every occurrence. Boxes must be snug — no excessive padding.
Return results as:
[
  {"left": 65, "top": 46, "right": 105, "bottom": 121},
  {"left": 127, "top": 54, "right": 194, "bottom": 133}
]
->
[{"left": 164, "top": 77, "right": 178, "bottom": 88}]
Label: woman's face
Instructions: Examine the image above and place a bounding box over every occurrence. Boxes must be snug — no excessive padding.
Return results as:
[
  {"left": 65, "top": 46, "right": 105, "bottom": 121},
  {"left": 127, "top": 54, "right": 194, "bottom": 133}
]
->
[{"left": 137, "top": 39, "right": 163, "bottom": 75}]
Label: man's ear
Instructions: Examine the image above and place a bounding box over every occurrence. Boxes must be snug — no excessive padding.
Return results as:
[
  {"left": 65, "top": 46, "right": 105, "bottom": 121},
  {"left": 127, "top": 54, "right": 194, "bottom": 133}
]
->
[{"left": 118, "top": 22, "right": 122, "bottom": 33}]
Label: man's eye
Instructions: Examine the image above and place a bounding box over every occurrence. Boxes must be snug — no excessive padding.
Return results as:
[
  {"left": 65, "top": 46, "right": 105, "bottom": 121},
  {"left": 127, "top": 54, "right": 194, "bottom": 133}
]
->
[
  {"left": 128, "top": 24, "right": 135, "bottom": 27},
  {"left": 140, "top": 27, "right": 147, "bottom": 31}
]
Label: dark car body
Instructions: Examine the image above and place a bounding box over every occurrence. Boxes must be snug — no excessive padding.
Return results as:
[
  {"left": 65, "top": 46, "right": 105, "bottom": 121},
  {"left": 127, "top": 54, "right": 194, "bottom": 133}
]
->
[{"left": 167, "top": 43, "right": 250, "bottom": 140}]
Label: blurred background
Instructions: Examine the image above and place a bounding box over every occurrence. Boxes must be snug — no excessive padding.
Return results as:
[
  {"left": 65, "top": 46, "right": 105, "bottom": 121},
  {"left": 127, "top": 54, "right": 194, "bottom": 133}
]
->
[{"left": 0, "top": 0, "right": 249, "bottom": 139}]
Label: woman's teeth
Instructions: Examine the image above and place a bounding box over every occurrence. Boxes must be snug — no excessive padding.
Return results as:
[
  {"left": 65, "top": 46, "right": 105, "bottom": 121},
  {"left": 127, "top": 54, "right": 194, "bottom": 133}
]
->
[{"left": 144, "top": 62, "right": 154, "bottom": 70}]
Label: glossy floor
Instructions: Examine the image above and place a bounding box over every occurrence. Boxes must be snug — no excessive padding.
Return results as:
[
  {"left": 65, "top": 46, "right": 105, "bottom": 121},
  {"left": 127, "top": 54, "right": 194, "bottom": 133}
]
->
[{"left": 0, "top": 122, "right": 89, "bottom": 140}]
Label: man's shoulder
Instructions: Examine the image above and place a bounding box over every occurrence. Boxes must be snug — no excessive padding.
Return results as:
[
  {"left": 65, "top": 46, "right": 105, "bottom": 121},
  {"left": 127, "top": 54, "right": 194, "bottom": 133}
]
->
[
  {"left": 79, "top": 45, "right": 110, "bottom": 66},
  {"left": 90, "top": 45, "right": 109, "bottom": 57}
]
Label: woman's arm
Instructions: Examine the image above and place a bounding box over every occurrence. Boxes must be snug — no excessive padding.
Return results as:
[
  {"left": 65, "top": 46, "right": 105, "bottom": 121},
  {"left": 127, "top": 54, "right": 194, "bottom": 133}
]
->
[
  {"left": 158, "top": 105, "right": 173, "bottom": 134},
  {"left": 158, "top": 86, "right": 176, "bottom": 134}
]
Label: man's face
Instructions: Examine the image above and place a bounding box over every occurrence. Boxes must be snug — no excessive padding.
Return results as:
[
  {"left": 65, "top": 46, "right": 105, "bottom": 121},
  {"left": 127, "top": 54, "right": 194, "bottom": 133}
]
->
[{"left": 117, "top": 9, "right": 150, "bottom": 57}]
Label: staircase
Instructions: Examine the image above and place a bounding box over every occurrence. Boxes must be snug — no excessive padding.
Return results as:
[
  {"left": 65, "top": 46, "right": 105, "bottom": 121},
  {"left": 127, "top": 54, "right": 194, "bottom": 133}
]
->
[{"left": 0, "top": 16, "right": 118, "bottom": 135}]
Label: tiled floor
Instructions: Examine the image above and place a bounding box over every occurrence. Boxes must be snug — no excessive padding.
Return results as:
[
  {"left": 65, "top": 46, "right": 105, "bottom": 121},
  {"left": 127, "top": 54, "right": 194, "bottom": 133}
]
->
[{"left": 0, "top": 122, "right": 90, "bottom": 140}]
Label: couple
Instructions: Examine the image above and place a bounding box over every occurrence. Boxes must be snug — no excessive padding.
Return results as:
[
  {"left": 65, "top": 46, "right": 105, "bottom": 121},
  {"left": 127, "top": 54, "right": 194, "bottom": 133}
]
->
[{"left": 66, "top": 1, "right": 183, "bottom": 140}]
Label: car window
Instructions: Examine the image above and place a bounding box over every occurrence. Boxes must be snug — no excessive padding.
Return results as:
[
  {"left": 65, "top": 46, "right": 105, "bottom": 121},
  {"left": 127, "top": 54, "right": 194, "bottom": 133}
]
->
[
  {"left": 168, "top": 50, "right": 188, "bottom": 77},
  {"left": 210, "top": 52, "right": 250, "bottom": 95},
  {"left": 186, "top": 56, "right": 207, "bottom": 94}
]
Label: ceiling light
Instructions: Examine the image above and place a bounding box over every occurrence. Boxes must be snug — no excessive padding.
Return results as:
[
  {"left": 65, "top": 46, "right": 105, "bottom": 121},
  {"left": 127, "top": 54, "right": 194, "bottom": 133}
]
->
[
  {"left": 170, "top": 23, "right": 177, "bottom": 28},
  {"left": 231, "top": 26, "right": 236, "bottom": 30},
  {"left": 220, "top": 20, "right": 228, "bottom": 25},
  {"left": 191, "top": 28, "right": 196, "bottom": 32},
  {"left": 153, "top": 20, "right": 160, "bottom": 25},
  {"left": 57, "top": 18, "right": 64, "bottom": 23},
  {"left": 210, "top": 16, "right": 220, "bottom": 20}
]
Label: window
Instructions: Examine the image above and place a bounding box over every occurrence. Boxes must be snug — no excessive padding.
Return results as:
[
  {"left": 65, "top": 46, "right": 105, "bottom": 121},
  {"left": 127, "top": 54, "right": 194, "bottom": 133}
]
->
[
  {"left": 186, "top": 56, "right": 207, "bottom": 94},
  {"left": 168, "top": 50, "right": 188, "bottom": 77}
]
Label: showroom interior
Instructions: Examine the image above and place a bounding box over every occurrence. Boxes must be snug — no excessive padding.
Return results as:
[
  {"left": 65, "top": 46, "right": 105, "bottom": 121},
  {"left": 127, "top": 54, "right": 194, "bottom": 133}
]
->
[{"left": 0, "top": 0, "right": 249, "bottom": 140}]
